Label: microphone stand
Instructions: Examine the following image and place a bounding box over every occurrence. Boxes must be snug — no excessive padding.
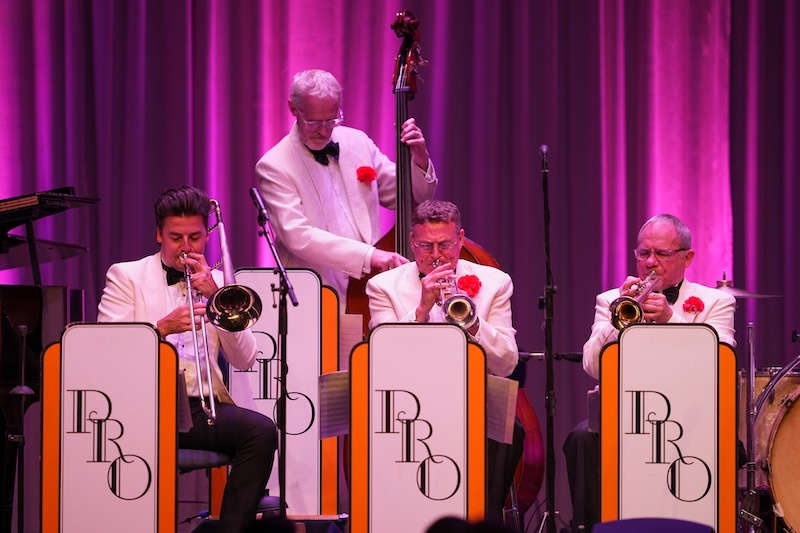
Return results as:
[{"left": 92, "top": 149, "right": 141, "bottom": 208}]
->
[
  {"left": 250, "top": 188, "right": 299, "bottom": 520},
  {"left": 537, "top": 145, "right": 558, "bottom": 533}
]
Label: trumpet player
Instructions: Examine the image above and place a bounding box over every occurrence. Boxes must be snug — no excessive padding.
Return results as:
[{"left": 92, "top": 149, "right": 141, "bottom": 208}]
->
[
  {"left": 582, "top": 213, "right": 736, "bottom": 379},
  {"left": 564, "top": 214, "right": 737, "bottom": 532},
  {"left": 365, "top": 200, "right": 521, "bottom": 523},
  {"left": 98, "top": 186, "right": 276, "bottom": 533},
  {"left": 366, "top": 200, "right": 518, "bottom": 377}
]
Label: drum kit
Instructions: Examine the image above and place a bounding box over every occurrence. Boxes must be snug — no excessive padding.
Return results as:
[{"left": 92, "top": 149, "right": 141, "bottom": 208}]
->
[{"left": 716, "top": 275, "right": 797, "bottom": 532}]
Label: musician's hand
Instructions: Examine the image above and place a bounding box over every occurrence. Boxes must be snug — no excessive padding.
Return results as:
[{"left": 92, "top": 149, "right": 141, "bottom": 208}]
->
[
  {"left": 416, "top": 264, "right": 455, "bottom": 321},
  {"left": 619, "top": 276, "right": 643, "bottom": 297},
  {"left": 401, "top": 118, "right": 430, "bottom": 172},
  {"left": 180, "top": 252, "right": 219, "bottom": 298},
  {"left": 641, "top": 292, "right": 673, "bottom": 323},
  {"left": 156, "top": 304, "right": 207, "bottom": 336},
  {"left": 371, "top": 250, "right": 408, "bottom": 273}
]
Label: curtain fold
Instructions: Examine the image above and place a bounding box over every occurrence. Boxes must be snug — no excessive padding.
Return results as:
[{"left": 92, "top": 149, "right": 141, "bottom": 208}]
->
[{"left": 730, "top": 0, "right": 800, "bottom": 367}]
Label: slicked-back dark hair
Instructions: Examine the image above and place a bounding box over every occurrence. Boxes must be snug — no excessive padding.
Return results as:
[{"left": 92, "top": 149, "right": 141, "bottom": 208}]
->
[
  {"left": 411, "top": 200, "right": 462, "bottom": 232},
  {"left": 154, "top": 186, "right": 211, "bottom": 229}
]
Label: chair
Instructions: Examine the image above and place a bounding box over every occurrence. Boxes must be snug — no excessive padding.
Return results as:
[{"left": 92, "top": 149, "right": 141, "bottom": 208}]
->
[
  {"left": 592, "top": 517, "right": 714, "bottom": 532},
  {"left": 177, "top": 449, "right": 280, "bottom": 525}
]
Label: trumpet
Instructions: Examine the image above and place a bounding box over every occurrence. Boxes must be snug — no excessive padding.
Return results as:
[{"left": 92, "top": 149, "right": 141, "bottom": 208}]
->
[
  {"left": 433, "top": 259, "right": 477, "bottom": 329},
  {"left": 609, "top": 271, "right": 661, "bottom": 330},
  {"left": 184, "top": 200, "right": 262, "bottom": 424}
]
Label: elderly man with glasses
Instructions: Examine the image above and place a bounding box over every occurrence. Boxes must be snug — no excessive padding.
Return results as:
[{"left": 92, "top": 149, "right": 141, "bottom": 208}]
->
[
  {"left": 582, "top": 213, "right": 736, "bottom": 379},
  {"left": 563, "top": 213, "right": 736, "bottom": 533},
  {"left": 256, "top": 69, "right": 437, "bottom": 302},
  {"left": 366, "top": 200, "right": 518, "bottom": 378},
  {"left": 366, "top": 200, "right": 520, "bottom": 524}
]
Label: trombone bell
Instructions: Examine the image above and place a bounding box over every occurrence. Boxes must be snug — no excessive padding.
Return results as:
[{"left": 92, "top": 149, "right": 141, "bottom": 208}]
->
[{"left": 207, "top": 285, "right": 262, "bottom": 331}]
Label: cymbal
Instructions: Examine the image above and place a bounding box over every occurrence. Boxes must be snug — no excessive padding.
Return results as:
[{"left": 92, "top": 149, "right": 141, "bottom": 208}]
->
[
  {"left": 0, "top": 234, "right": 86, "bottom": 270},
  {"left": 716, "top": 279, "right": 782, "bottom": 299}
]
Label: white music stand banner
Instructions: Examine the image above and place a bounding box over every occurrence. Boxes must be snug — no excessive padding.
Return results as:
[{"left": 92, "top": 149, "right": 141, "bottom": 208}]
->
[
  {"left": 230, "top": 268, "right": 339, "bottom": 515},
  {"left": 350, "top": 323, "right": 486, "bottom": 533},
  {"left": 600, "top": 324, "right": 736, "bottom": 531},
  {"left": 41, "top": 323, "right": 177, "bottom": 533}
]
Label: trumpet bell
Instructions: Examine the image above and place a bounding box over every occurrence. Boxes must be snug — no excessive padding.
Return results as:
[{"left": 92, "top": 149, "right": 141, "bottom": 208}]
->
[
  {"left": 207, "top": 285, "right": 263, "bottom": 331},
  {"left": 444, "top": 294, "right": 477, "bottom": 329},
  {"left": 609, "top": 296, "right": 644, "bottom": 330}
]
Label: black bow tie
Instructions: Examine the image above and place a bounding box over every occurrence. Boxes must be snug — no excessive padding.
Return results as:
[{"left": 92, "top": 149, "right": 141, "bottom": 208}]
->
[
  {"left": 307, "top": 141, "right": 339, "bottom": 165},
  {"left": 162, "top": 262, "right": 185, "bottom": 286},
  {"left": 661, "top": 282, "right": 683, "bottom": 304}
]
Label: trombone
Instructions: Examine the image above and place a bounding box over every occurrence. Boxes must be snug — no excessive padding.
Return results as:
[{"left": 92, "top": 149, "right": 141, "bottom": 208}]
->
[{"left": 183, "top": 199, "right": 262, "bottom": 424}]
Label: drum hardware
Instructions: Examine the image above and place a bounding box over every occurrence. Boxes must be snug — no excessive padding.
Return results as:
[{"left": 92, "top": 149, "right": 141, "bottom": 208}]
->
[
  {"left": 715, "top": 272, "right": 783, "bottom": 299},
  {"left": 737, "top": 347, "right": 800, "bottom": 532},
  {"left": 609, "top": 271, "right": 661, "bottom": 329},
  {"left": 183, "top": 199, "right": 263, "bottom": 425},
  {"left": 740, "top": 322, "right": 759, "bottom": 533}
]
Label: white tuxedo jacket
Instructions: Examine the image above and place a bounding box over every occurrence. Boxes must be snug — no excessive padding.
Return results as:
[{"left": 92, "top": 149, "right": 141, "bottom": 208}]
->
[
  {"left": 256, "top": 124, "right": 436, "bottom": 297},
  {"left": 582, "top": 279, "right": 736, "bottom": 379},
  {"left": 365, "top": 259, "right": 519, "bottom": 377},
  {"left": 97, "top": 252, "right": 256, "bottom": 401}
]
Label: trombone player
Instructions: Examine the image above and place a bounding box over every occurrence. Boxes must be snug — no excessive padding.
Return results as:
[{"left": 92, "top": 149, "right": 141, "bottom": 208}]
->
[{"left": 98, "top": 186, "right": 276, "bottom": 533}]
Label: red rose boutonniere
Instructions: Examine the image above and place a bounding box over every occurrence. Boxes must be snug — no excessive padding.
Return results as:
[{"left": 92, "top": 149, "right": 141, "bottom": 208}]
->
[
  {"left": 683, "top": 296, "right": 705, "bottom": 314},
  {"left": 356, "top": 166, "right": 377, "bottom": 185},
  {"left": 457, "top": 275, "right": 482, "bottom": 298}
]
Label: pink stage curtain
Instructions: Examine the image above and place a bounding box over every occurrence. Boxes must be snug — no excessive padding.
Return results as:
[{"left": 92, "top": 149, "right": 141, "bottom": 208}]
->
[{"left": 1, "top": 0, "right": 797, "bottom": 520}]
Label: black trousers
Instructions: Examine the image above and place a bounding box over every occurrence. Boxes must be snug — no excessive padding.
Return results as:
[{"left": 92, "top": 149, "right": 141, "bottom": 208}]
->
[
  {"left": 486, "top": 421, "right": 526, "bottom": 524},
  {"left": 179, "top": 399, "right": 277, "bottom": 533},
  {"left": 562, "top": 420, "right": 600, "bottom": 533}
]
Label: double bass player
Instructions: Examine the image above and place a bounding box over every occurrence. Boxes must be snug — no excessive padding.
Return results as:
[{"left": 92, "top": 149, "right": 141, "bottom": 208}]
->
[{"left": 255, "top": 69, "right": 437, "bottom": 304}]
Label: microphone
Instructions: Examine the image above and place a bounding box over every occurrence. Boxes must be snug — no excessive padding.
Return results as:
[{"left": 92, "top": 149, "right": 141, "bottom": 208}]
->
[
  {"left": 249, "top": 187, "right": 270, "bottom": 224},
  {"left": 539, "top": 144, "right": 549, "bottom": 164}
]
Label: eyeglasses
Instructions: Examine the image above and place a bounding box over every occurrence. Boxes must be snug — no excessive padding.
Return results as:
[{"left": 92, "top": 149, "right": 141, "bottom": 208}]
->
[
  {"left": 297, "top": 109, "right": 344, "bottom": 130},
  {"left": 412, "top": 238, "right": 458, "bottom": 254},
  {"left": 633, "top": 248, "right": 689, "bottom": 260}
]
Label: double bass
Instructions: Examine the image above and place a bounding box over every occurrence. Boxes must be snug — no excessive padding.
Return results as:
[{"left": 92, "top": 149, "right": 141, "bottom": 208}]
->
[{"left": 345, "top": 9, "right": 544, "bottom": 517}]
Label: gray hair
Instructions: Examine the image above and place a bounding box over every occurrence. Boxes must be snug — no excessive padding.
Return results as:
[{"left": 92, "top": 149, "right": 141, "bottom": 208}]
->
[
  {"left": 411, "top": 200, "right": 462, "bottom": 231},
  {"left": 638, "top": 214, "right": 692, "bottom": 249},
  {"left": 290, "top": 69, "right": 342, "bottom": 109}
]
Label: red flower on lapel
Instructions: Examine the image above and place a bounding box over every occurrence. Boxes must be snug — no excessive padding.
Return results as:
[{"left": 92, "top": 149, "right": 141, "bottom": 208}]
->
[
  {"left": 457, "top": 275, "right": 482, "bottom": 298},
  {"left": 356, "top": 166, "right": 377, "bottom": 184},
  {"left": 683, "top": 296, "right": 705, "bottom": 313}
]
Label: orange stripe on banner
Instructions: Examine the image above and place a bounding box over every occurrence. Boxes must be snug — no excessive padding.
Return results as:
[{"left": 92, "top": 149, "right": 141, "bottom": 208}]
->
[
  {"left": 321, "top": 287, "right": 339, "bottom": 513},
  {"left": 718, "top": 344, "right": 736, "bottom": 532},
  {"left": 210, "top": 467, "right": 227, "bottom": 518},
  {"left": 467, "top": 343, "right": 486, "bottom": 521},
  {"left": 600, "top": 343, "right": 620, "bottom": 522},
  {"left": 41, "top": 342, "right": 62, "bottom": 533},
  {"left": 350, "top": 343, "right": 369, "bottom": 533},
  {"left": 159, "top": 342, "right": 178, "bottom": 532},
  {"left": 321, "top": 287, "right": 339, "bottom": 375}
]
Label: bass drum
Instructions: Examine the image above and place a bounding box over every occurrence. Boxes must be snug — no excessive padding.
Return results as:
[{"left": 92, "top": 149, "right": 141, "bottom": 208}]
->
[
  {"left": 738, "top": 367, "right": 800, "bottom": 487},
  {"left": 766, "top": 384, "right": 800, "bottom": 531}
]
